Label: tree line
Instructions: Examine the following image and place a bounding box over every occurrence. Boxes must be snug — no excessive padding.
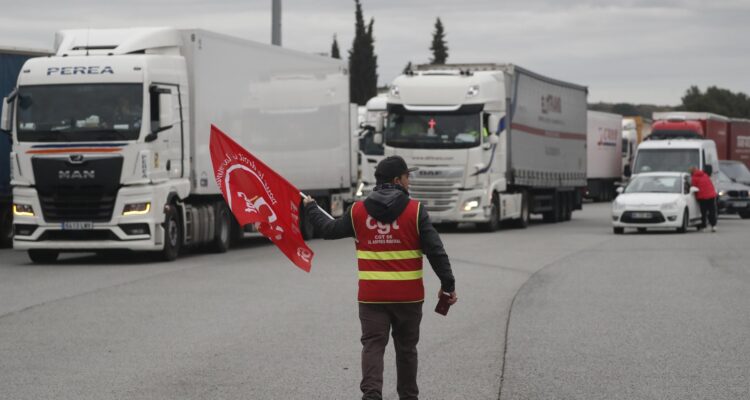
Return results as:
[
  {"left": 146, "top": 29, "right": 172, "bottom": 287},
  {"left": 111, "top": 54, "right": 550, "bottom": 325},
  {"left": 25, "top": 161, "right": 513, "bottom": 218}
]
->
[{"left": 338, "top": 1, "right": 749, "bottom": 115}]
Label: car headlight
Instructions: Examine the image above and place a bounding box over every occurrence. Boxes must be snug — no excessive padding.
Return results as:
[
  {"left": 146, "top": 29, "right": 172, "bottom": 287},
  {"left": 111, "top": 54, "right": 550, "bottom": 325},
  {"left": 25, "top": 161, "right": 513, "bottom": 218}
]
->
[
  {"left": 122, "top": 202, "right": 151, "bottom": 216},
  {"left": 661, "top": 200, "right": 679, "bottom": 211},
  {"left": 612, "top": 201, "right": 625, "bottom": 211},
  {"left": 718, "top": 190, "right": 726, "bottom": 197},
  {"left": 13, "top": 203, "right": 34, "bottom": 216}
]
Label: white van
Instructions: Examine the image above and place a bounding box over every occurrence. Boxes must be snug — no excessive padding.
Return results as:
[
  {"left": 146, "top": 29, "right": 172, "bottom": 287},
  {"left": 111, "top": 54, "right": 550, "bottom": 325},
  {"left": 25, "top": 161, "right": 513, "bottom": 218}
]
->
[{"left": 631, "top": 139, "right": 719, "bottom": 185}]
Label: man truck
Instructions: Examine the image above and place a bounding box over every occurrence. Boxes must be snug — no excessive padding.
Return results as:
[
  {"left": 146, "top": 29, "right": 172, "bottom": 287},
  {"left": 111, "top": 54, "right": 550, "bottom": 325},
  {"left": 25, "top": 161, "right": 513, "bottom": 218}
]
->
[
  {"left": 586, "top": 111, "right": 622, "bottom": 202},
  {"left": 1, "top": 28, "right": 355, "bottom": 263},
  {"left": 382, "top": 63, "right": 588, "bottom": 231},
  {"left": 0, "top": 47, "right": 50, "bottom": 247}
]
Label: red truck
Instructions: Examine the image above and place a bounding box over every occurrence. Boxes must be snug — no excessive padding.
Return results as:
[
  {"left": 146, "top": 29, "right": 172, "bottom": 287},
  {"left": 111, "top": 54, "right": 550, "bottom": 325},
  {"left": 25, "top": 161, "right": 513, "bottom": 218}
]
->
[
  {"left": 651, "top": 112, "right": 730, "bottom": 159},
  {"left": 728, "top": 119, "right": 750, "bottom": 169}
]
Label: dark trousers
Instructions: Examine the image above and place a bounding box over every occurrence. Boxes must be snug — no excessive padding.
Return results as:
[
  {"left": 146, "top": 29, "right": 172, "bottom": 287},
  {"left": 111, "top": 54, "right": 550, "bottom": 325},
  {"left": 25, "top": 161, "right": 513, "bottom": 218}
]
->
[
  {"left": 359, "top": 302, "right": 423, "bottom": 400},
  {"left": 699, "top": 198, "right": 717, "bottom": 228}
]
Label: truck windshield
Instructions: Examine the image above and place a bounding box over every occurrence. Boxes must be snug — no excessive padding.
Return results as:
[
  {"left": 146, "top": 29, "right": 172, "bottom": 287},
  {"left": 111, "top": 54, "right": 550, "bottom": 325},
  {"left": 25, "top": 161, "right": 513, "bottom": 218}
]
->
[
  {"left": 633, "top": 149, "right": 700, "bottom": 174},
  {"left": 385, "top": 110, "right": 481, "bottom": 149},
  {"left": 16, "top": 84, "right": 143, "bottom": 142}
]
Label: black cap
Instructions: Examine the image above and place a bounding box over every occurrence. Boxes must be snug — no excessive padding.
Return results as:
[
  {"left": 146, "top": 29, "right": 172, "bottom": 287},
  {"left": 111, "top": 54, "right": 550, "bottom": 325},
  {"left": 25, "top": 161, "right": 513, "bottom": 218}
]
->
[{"left": 375, "top": 156, "right": 418, "bottom": 184}]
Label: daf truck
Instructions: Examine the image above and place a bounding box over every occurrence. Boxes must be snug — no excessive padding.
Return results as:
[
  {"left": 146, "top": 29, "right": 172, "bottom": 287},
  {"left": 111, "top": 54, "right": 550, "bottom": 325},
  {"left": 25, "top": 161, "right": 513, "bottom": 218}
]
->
[
  {"left": 383, "top": 63, "right": 588, "bottom": 230},
  {"left": 1, "top": 28, "right": 355, "bottom": 263},
  {"left": 0, "top": 47, "right": 50, "bottom": 247}
]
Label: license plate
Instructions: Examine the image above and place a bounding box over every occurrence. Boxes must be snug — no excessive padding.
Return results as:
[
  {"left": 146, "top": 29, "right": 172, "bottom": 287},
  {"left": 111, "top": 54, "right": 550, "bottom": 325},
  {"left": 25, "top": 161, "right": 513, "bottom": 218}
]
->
[
  {"left": 730, "top": 201, "right": 748, "bottom": 208},
  {"left": 631, "top": 212, "right": 652, "bottom": 219},
  {"left": 62, "top": 221, "right": 94, "bottom": 230}
]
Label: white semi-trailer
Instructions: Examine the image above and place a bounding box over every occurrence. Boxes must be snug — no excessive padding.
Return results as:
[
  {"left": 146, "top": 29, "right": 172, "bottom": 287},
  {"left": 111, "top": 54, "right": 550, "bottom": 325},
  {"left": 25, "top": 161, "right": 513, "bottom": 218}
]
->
[
  {"left": 383, "top": 63, "right": 588, "bottom": 230},
  {"left": 1, "top": 28, "right": 355, "bottom": 263},
  {"left": 586, "top": 110, "right": 622, "bottom": 201}
]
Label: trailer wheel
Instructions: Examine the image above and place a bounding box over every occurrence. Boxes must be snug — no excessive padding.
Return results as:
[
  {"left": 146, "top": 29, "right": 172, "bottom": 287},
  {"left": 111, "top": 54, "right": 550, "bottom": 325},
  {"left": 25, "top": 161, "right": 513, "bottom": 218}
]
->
[
  {"left": 478, "top": 194, "right": 500, "bottom": 232},
  {"left": 563, "top": 194, "right": 573, "bottom": 221},
  {"left": 543, "top": 193, "right": 561, "bottom": 223},
  {"left": 209, "top": 202, "right": 232, "bottom": 253},
  {"left": 28, "top": 249, "right": 59, "bottom": 264},
  {"left": 158, "top": 204, "right": 181, "bottom": 261}
]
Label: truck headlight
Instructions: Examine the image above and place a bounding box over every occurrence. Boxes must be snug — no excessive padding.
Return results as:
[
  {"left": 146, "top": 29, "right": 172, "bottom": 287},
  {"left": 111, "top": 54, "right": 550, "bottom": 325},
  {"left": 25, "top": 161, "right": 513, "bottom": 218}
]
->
[
  {"left": 661, "top": 201, "right": 679, "bottom": 211},
  {"left": 122, "top": 202, "right": 151, "bottom": 216},
  {"left": 13, "top": 203, "right": 34, "bottom": 216},
  {"left": 463, "top": 198, "right": 480, "bottom": 211}
]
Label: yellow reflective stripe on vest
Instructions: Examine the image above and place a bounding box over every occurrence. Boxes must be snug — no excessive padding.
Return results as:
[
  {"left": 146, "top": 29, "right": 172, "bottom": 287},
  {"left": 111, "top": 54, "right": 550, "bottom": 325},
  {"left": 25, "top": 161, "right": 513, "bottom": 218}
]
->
[
  {"left": 358, "top": 270, "right": 424, "bottom": 280},
  {"left": 356, "top": 250, "right": 423, "bottom": 260}
]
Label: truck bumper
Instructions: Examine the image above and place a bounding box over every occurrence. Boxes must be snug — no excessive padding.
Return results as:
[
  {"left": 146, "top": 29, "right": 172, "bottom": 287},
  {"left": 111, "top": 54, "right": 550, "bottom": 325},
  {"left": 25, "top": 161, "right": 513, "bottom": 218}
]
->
[
  {"left": 419, "top": 189, "right": 492, "bottom": 224},
  {"left": 12, "top": 185, "right": 168, "bottom": 252}
]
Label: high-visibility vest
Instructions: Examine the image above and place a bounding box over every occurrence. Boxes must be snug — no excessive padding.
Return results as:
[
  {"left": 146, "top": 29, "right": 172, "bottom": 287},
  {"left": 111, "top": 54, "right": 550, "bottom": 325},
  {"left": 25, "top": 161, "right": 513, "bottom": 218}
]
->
[{"left": 351, "top": 200, "right": 424, "bottom": 303}]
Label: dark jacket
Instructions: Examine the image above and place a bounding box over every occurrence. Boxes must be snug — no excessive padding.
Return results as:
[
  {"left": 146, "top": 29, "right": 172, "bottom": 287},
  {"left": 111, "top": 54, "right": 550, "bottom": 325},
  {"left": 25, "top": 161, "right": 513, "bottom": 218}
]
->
[{"left": 304, "top": 184, "right": 455, "bottom": 293}]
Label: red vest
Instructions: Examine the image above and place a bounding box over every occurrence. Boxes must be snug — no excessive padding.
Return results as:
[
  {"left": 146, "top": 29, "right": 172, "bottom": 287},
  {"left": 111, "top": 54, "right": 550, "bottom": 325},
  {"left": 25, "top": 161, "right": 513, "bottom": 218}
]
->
[{"left": 351, "top": 200, "right": 424, "bottom": 303}]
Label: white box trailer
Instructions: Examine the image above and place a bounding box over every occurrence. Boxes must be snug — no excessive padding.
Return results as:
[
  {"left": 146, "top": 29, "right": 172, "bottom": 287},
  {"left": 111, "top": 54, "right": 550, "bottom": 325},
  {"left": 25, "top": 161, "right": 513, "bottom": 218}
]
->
[
  {"left": 586, "top": 110, "right": 623, "bottom": 201},
  {"left": 2, "top": 28, "right": 355, "bottom": 263},
  {"left": 384, "top": 63, "right": 588, "bottom": 230}
]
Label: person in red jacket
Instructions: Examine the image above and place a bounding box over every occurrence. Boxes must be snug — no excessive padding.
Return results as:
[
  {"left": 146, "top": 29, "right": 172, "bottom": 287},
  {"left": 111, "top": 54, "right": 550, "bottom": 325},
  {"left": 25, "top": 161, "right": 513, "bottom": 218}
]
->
[{"left": 689, "top": 166, "right": 718, "bottom": 232}]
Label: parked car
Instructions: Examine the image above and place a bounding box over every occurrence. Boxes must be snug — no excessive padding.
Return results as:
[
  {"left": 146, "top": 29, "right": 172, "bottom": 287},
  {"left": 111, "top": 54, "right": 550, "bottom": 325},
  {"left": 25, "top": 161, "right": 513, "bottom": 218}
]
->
[
  {"left": 716, "top": 170, "right": 750, "bottom": 218},
  {"left": 612, "top": 172, "right": 700, "bottom": 234},
  {"left": 719, "top": 160, "right": 750, "bottom": 186}
]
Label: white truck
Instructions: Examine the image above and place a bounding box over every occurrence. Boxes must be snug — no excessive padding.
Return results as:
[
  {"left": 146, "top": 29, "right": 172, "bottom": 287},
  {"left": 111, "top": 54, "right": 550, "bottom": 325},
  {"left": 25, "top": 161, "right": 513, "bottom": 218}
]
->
[
  {"left": 1, "top": 28, "right": 356, "bottom": 263},
  {"left": 383, "top": 63, "right": 588, "bottom": 230},
  {"left": 631, "top": 139, "right": 719, "bottom": 185},
  {"left": 355, "top": 94, "right": 387, "bottom": 199},
  {"left": 586, "top": 111, "right": 622, "bottom": 201}
]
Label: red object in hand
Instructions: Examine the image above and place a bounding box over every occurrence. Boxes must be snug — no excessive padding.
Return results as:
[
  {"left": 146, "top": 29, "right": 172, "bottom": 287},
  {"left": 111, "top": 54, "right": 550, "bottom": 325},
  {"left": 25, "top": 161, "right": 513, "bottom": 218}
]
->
[
  {"left": 210, "top": 124, "right": 314, "bottom": 272},
  {"left": 435, "top": 292, "right": 452, "bottom": 316}
]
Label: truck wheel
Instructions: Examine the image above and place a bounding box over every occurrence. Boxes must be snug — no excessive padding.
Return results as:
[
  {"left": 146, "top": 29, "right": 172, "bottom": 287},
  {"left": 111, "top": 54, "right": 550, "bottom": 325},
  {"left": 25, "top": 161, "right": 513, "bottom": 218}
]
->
[
  {"left": 28, "top": 249, "right": 59, "bottom": 263},
  {"left": 739, "top": 211, "right": 750, "bottom": 219},
  {"left": 613, "top": 227, "right": 624, "bottom": 234},
  {"left": 0, "top": 205, "right": 12, "bottom": 247},
  {"left": 478, "top": 195, "right": 500, "bottom": 232},
  {"left": 543, "top": 194, "right": 560, "bottom": 223},
  {"left": 158, "top": 205, "right": 181, "bottom": 261},
  {"left": 209, "top": 202, "right": 232, "bottom": 253},
  {"left": 300, "top": 202, "right": 316, "bottom": 240},
  {"left": 513, "top": 191, "right": 530, "bottom": 229}
]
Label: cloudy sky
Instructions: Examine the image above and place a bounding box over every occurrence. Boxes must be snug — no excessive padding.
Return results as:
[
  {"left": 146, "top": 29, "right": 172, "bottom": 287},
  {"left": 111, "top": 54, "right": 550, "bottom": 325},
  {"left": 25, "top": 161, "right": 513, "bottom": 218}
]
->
[{"left": 1, "top": 0, "right": 748, "bottom": 105}]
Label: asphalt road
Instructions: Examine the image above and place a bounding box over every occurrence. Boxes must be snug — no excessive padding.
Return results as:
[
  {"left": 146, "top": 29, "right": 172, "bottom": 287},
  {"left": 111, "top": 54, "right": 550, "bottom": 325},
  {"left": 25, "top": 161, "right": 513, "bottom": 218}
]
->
[{"left": 0, "top": 203, "right": 748, "bottom": 399}]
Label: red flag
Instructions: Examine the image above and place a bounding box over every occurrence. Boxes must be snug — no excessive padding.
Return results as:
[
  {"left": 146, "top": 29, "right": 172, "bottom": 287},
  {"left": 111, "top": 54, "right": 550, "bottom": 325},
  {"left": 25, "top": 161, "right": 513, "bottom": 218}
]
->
[{"left": 209, "top": 125, "right": 313, "bottom": 272}]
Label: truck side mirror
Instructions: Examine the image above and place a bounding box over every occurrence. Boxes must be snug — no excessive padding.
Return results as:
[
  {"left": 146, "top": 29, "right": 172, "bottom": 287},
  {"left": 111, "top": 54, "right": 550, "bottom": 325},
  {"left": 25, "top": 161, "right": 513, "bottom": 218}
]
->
[
  {"left": 488, "top": 114, "right": 501, "bottom": 135},
  {"left": 1, "top": 97, "right": 11, "bottom": 132},
  {"left": 616, "top": 187, "right": 624, "bottom": 194},
  {"left": 488, "top": 133, "right": 499, "bottom": 145},
  {"left": 373, "top": 133, "right": 383, "bottom": 145},
  {"left": 623, "top": 164, "right": 632, "bottom": 178}
]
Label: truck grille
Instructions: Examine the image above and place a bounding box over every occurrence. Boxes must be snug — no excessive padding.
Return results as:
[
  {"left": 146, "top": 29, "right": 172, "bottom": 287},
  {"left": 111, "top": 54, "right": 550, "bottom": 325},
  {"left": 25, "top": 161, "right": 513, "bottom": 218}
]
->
[
  {"left": 409, "top": 178, "right": 462, "bottom": 212},
  {"left": 727, "top": 190, "right": 749, "bottom": 198},
  {"left": 32, "top": 156, "right": 123, "bottom": 222}
]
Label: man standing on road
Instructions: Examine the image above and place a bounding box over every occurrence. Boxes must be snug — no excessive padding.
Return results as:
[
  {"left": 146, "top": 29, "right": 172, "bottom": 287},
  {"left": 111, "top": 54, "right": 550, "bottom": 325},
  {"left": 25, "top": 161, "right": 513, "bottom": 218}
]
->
[
  {"left": 303, "top": 155, "right": 457, "bottom": 400},
  {"left": 690, "top": 166, "right": 718, "bottom": 232}
]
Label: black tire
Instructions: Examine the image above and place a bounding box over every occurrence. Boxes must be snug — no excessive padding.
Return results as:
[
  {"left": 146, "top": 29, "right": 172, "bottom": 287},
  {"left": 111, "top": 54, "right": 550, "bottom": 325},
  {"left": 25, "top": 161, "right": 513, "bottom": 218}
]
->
[
  {"left": 28, "top": 249, "right": 59, "bottom": 263},
  {"left": 0, "top": 205, "right": 12, "bottom": 248},
  {"left": 562, "top": 194, "right": 572, "bottom": 221},
  {"left": 542, "top": 193, "right": 561, "bottom": 223},
  {"left": 478, "top": 195, "right": 500, "bottom": 232},
  {"left": 158, "top": 204, "right": 181, "bottom": 261},
  {"left": 512, "top": 191, "right": 530, "bottom": 229},
  {"left": 209, "top": 202, "right": 232, "bottom": 253},
  {"left": 677, "top": 209, "right": 688, "bottom": 233},
  {"left": 637, "top": 227, "right": 647, "bottom": 233},
  {"left": 300, "top": 201, "right": 316, "bottom": 240},
  {"left": 613, "top": 227, "right": 624, "bottom": 234},
  {"left": 739, "top": 211, "right": 750, "bottom": 219}
]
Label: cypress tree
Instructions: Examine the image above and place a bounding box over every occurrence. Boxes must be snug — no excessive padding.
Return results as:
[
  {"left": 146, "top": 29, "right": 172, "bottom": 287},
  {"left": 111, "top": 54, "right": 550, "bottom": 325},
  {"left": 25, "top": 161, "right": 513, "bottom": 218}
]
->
[
  {"left": 331, "top": 34, "right": 340, "bottom": 59},
  {"left": 430, "top": 17, "right": 448, "bottom": 65},
  {"left": 348, "top": 0, "right": 378, "bottom": 105}
]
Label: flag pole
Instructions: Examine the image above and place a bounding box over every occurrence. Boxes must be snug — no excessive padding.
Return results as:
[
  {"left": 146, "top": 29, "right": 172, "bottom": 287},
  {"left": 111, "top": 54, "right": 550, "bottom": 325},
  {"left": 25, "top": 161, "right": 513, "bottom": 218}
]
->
[{"left": 301, "top": 192, "right": 334, "bottom": 220}]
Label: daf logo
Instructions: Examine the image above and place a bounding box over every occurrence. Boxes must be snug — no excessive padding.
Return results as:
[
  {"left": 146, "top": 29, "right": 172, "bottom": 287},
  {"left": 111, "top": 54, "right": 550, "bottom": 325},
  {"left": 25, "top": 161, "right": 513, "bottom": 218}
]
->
[
  {"left": 68, "top": 154, "right": 85, "bottom": 164},
  {"left": 59, "top": 170, "right": 95, "bottom": 180}
]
